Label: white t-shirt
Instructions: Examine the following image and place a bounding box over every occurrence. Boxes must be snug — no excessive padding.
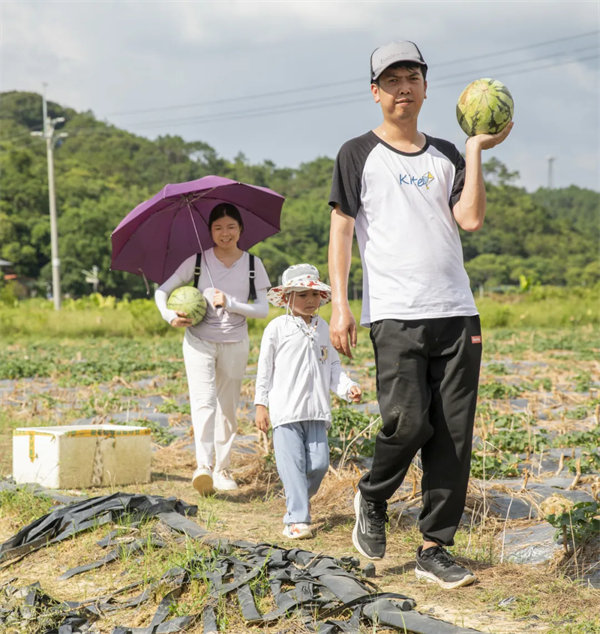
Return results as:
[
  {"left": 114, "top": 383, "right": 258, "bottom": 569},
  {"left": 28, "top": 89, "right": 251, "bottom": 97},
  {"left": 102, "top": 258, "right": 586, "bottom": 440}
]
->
[
  {"left": 329, "top": 131, "right": 478, "bottom": 326},
  {"left": 155, "top": 249, "right": 270, "bottom": 342},
  {"left": 254, "top": 314, "right": 358, "bottom": 428}
]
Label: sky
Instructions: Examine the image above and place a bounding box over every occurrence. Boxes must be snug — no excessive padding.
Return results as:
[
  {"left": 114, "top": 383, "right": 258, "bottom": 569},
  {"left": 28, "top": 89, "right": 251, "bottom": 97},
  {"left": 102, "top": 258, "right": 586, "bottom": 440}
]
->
[{"left": 1, "top": 1, "right": 599, "bottom": 192}]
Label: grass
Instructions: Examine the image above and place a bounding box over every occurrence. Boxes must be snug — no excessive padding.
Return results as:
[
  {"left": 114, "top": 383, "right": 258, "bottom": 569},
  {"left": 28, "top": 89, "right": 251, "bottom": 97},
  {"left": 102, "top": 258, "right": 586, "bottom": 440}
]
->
[{"left": 1, "top": 289, "right": 599, "bottom": 632}]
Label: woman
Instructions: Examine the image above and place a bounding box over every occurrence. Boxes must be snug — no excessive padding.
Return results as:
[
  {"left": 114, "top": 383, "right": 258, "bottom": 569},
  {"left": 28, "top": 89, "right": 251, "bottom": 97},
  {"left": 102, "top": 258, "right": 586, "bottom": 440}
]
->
[{"left": 155, "top": 203, "right": 270, "bottom": 495}]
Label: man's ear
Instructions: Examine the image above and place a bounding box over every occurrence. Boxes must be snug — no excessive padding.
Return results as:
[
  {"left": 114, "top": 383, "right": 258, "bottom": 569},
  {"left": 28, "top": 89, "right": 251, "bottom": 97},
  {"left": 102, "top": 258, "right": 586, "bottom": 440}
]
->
[{"left": 370, "top": 83, "right": 381, "bottom": 104}]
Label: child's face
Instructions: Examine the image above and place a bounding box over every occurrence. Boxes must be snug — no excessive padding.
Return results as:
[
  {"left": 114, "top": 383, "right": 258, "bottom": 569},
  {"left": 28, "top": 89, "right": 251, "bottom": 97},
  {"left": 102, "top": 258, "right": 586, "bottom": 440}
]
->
[{"left": 286, "top": 289, "right": 321, "bottom": 318}]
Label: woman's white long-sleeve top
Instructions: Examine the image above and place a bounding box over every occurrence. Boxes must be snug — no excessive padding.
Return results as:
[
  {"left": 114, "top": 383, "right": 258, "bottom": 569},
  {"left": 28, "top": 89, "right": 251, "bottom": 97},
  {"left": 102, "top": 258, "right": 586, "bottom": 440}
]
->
[
  {"left": 254, "top": 314, "right": 358, "bottom": 428},
  {"left": 154, "top": 249, "right": 270, "bottom": 343}
]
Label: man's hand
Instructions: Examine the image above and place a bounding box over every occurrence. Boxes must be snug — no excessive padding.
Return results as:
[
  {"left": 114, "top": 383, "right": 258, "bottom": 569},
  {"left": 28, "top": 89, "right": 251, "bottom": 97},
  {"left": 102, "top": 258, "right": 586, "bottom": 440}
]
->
[
  {"left": 468, "top": 121, "right": 513, "bottom": 151},
  {"left": 330, "top": 303, "right": 357, "bottom": 359},
  {"left": 255, "top": 404, "right": 270, "bottom": 433}
]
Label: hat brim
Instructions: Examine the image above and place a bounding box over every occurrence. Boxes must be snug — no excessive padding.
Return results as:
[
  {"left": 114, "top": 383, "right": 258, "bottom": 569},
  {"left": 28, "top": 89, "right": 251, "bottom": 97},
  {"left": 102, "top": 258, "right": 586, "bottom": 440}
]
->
[{"left": 267, "top": 282, "right": 332, "bottom": 307}]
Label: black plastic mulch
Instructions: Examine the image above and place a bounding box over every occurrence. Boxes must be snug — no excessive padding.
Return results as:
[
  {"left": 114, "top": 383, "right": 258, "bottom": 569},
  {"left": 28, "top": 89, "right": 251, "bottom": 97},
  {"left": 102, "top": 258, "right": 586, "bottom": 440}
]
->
[{"left": 0, "top": 490, "right": 482, "bottom": 633}]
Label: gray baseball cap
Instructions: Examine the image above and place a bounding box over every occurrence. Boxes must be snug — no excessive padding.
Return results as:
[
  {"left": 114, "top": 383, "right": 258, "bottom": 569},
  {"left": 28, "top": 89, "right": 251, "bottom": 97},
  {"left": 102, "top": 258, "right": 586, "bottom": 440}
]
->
[{"left": 370, "top": 41, "right": 427, "bottom": 82}]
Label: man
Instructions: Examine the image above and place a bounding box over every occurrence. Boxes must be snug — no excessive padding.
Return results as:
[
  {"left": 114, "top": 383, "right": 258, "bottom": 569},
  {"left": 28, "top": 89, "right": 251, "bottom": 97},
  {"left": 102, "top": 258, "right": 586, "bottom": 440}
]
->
[{"left": 328, "top": 41, "right": 512, "bottom": 589}]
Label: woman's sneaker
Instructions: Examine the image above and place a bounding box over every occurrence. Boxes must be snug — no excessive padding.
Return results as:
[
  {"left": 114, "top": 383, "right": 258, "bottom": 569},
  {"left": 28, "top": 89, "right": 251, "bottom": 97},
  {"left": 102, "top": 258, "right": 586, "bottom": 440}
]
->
[
  {"left": 415, "top": 546, "right": 476, "bottom": 589},
  {"left": 352, "top": 491, "right": 387, "bottom": 560},
  {"left": 213, "top": 470, "right": 238, "bottom": 491},
  {"left": 282, "top": 523, "right": 313, "bottom": 539},
  {"left": 192, "top": 466, "right": 214, "bottom": 495}
]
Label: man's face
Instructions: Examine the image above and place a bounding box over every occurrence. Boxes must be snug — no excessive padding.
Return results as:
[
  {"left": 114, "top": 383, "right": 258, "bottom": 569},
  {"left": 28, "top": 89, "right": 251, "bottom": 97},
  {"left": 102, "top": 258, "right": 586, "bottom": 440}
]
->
[{"left": 371, "top": 65, "right": 427, "bottom": 122}]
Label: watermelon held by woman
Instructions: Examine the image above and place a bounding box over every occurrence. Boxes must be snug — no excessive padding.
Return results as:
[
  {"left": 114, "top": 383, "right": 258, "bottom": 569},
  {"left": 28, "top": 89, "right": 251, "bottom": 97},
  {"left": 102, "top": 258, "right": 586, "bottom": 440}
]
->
[
  {"left": 456, "top": 78, "right": 514, "bottom": 136},
  {"left": 166, "top": 286, "right": 208, "bottom": 325}
]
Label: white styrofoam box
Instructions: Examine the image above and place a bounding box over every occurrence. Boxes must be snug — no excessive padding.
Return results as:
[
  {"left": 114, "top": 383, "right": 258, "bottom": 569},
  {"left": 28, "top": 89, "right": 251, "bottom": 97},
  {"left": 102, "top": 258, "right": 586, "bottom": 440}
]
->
[{"left": 12, "top": 424, "right": 152, "bottom": 489}]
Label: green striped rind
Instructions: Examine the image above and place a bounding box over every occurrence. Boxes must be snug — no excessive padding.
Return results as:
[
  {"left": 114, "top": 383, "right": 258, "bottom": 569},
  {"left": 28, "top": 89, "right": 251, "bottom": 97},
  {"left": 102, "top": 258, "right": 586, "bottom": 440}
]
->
[
  {"left": 456, "top": 78, "right": 514, "bottom": 136},
  {"left": 167, "top": 286, "right": 207, "bottom": 325}
]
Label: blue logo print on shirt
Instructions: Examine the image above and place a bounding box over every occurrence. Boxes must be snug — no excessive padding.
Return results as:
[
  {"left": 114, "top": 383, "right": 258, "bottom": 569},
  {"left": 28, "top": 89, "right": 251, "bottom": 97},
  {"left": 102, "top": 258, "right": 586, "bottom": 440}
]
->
[{"left": 399, "top": 172, "right": 434, "bottom": 189}]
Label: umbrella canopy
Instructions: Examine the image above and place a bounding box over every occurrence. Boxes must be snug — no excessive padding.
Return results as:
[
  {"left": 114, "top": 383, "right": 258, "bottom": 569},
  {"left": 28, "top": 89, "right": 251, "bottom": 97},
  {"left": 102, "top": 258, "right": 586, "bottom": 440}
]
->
[{"left": 111, "top": 175, "right": 284, "bottom": 284}]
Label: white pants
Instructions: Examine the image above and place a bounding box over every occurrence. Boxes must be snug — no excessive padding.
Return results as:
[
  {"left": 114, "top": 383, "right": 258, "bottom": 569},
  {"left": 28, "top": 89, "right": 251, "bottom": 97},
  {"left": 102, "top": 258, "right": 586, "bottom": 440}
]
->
[{"left": 182, "top": 331, "right": 249, "bottom": 471}]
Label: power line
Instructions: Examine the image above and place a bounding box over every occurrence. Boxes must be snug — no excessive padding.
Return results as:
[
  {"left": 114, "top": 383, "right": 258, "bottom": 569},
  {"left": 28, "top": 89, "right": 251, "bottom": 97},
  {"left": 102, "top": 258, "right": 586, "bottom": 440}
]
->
[
  {"left": 104, "top": 30, "right": 599, "bottom": 117},
  {"left": 121, "top": 50, "right": 600, "bottom": 130},
  {"left": 0, "top": 44, "right": 597, "bottom": 147}
]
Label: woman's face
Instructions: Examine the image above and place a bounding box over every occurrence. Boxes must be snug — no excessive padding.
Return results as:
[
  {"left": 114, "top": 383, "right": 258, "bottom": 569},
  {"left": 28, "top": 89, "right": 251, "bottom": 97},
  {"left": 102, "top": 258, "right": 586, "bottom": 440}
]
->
[{"left": 210, "top": 214, "right": 242, "bottom": 249}]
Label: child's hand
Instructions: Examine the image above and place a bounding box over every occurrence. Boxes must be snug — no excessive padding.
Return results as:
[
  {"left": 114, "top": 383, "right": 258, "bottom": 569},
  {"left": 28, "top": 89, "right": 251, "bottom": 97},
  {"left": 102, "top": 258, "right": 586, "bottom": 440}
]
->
[
  {"left": 348, "top": 385, "right": 362, "bottom": 403},
  {"left": 255, "top": 404, "right": 270, "bottom": 432}
]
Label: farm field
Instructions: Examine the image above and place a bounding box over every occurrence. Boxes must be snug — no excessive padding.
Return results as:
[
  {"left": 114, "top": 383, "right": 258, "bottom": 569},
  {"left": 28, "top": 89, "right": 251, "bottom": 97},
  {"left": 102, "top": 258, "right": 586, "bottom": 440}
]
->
[{"left": 0, "top": 295, "right": 599, "bottom": 633}]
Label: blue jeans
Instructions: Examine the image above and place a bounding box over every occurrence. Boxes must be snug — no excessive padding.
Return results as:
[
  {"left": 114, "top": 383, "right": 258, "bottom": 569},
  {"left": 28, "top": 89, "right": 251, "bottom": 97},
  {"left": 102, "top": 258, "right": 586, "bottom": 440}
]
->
[{"left": 272, "top": 421, "right": 329, "bottom": 524}]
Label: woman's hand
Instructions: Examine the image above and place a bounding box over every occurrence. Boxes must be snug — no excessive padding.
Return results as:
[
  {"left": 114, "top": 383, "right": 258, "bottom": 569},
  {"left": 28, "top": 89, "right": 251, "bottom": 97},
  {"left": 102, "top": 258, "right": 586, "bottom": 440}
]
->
[
  {"left": 255, "top": 404, "right": 270, "bottom": 432},
  {"left": 212, "top": 289, "right": 226, "bottom": 308},
  {"left": 170, "top": 311, "right": 193, "bottom": 328}
]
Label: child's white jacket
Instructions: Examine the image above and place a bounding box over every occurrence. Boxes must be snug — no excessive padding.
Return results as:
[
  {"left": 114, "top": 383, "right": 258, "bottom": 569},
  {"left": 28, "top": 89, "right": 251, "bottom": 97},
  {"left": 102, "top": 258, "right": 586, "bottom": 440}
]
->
[{"left": 254, "top": 314, "right": 358, "bottom": 428}]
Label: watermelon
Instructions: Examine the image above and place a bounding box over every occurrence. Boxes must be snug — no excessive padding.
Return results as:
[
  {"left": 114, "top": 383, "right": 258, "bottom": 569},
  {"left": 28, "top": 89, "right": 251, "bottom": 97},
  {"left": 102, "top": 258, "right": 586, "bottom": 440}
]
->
[
  {"left": 456, "top": 78, "right": 514, "bottom": 136},
  {"left": 167, "top": 286, "right": 207, "bottom": 325}
]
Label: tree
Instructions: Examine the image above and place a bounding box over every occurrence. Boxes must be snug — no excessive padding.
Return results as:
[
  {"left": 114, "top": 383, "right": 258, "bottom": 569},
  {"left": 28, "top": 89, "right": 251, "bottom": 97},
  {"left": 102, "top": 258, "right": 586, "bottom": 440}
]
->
[{"left": 1, "top": 92, "right": 598, "bottom": 299}]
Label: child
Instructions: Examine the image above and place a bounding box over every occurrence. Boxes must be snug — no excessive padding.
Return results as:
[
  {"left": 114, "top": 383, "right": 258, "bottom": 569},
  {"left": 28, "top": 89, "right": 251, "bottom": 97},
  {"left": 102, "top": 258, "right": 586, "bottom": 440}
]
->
[{"left": 254, "top": 264, "right": 361, "bottom": 539}]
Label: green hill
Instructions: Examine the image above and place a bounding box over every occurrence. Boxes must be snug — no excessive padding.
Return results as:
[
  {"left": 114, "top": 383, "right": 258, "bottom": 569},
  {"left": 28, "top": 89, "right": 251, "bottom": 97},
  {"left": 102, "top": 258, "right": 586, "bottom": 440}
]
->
[{"left": 1, "top": 91, "right": 598, "bottom": 298}]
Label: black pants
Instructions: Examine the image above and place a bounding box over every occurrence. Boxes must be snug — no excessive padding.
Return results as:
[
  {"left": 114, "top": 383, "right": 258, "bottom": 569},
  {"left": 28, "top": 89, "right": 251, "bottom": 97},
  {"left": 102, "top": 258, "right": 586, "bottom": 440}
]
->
[{"left": 359, "top": 316, "right": 482, "bottom": 546}]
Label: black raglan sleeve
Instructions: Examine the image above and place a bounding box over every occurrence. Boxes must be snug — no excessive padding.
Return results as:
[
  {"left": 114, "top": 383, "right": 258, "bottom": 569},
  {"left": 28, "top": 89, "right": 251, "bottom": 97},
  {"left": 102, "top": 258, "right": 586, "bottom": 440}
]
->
[
  {"left": 427, "top": 136, "right": 466, "bottom": 210},
  {"left": 329, "top": 132, "right": 377, "bottom": 219}
]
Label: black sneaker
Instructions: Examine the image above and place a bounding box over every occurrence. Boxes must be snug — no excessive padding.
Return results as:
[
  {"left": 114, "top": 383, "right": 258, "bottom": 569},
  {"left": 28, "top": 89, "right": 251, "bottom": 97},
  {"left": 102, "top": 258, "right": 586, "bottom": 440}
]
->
[
  {"left": 352, "top": 490, "right": 387, "bottom": 560},
  {"left": 415, "top": 545, "right": 476, "bottom": 589}
]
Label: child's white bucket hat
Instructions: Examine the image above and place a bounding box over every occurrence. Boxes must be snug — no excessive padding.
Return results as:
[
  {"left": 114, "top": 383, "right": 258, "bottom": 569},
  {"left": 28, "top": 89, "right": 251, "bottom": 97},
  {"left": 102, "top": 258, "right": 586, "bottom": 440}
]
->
[{"left": 267, "top": 263, "right": 332, "bottom": 307}]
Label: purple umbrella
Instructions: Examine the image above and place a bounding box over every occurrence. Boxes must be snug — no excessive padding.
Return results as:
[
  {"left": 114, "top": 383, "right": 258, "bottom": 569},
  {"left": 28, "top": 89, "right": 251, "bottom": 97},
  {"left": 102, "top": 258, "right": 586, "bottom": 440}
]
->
[{"left": 111, "top": 175, "right": 284, "bottom": 285}]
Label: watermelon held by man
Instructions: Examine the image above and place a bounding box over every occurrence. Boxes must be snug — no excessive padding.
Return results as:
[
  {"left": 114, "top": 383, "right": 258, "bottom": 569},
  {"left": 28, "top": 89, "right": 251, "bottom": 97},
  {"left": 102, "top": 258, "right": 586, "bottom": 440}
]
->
[
  {"left": 166, "top": 286, "right": 208, "bottom": 325},
  {"left": 456, "top": 78, "right": 514, "bottom": 136}
]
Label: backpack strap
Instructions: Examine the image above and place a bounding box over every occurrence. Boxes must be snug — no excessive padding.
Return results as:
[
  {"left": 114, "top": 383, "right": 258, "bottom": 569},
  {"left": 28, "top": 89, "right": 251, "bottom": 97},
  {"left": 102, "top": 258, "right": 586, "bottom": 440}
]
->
[
  {"left": 248, "top": 253, "right": 256, "bottom": 302},
  {"left": 193, "top": 253, "right": 202, "bottom": 288}
]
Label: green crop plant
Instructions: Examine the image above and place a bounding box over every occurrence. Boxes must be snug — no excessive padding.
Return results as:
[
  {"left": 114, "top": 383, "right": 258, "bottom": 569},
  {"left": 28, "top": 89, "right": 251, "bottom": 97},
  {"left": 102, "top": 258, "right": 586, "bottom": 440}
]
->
[
  {"left": 478, "top": 381, "right": 524, "bottom": 399},
  {"left": 573, "top": 372, "right": 593, "bottom": 393},
  {"left": 485, "top": 362, "right": 508, "bottom": 375},
  {"left": 544, "top": 500, "right": 599, "bottom": 553},
  {"left": 488, "top": 428, "right": 550, "bottom": 454},
  {"left": 470, "top": 451, "right": 520, "bottom": 479},
  {"left": 329, "top": 407, "right": 378, "bottom": 461},
  {"left": 78, "top": 393, "right": 130, "bottom": 418},
  {"left": 492, "top": 412, "right": 536, "bottom": 430},
  {"left": 475, "top": 402, "right": 500, "bottom": 421},
  {"left": 564, "top": 451, "right": 600, "bottom": 475},
  {"left": 119, "top": 418, "right": 178, "bottom": 446},
  {"left": 523, "top": 377, "right": 553, "bottom": 392},
  {"left": 156, "top": 398, "right": 191, "bottom": 415},
  {"left": 553, "top": 428, "right": 600, "bottom": 449},
  {"left": 566, "top": 405, "right": 589, "bottom": 420}
]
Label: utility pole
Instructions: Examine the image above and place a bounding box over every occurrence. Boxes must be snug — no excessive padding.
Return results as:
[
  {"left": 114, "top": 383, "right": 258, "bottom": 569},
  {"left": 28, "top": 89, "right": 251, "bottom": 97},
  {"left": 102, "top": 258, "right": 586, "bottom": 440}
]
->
[
  {"left": 547, "top": 156, "right": 555, "bottom": 190},
  {"left": 31, "top": 85, "right": 67, "bottom": 310}
]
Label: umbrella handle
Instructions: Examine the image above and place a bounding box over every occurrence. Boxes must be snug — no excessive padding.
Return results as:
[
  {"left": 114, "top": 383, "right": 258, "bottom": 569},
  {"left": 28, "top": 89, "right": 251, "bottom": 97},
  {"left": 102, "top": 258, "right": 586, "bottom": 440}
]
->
[
  {"left": 138, "top": 269, "right": 150, "bottom": 295},
  {"left": 185, "top": 198, "right": 215, "bottom": 288}
]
